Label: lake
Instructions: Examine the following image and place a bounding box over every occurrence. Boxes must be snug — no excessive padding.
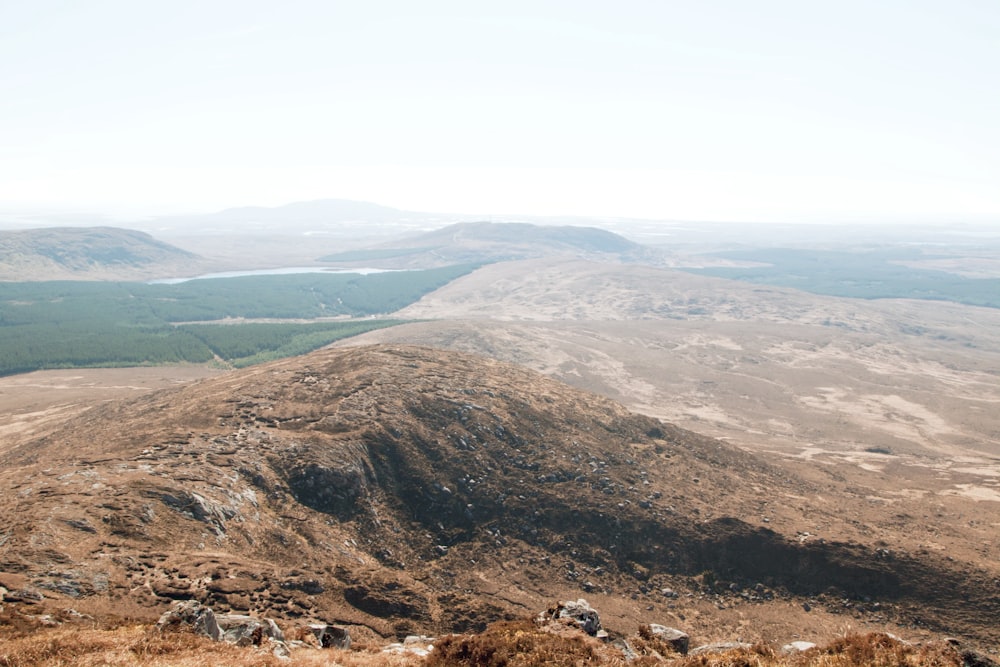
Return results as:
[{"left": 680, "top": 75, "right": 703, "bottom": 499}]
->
[{"left": 149, "top": 266, "right": 395, "bottom": 284}]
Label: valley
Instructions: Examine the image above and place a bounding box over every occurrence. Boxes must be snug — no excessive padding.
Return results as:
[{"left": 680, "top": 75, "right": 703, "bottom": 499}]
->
[{"left": 1, "top": 218, "right": 999, "bottom": 665}]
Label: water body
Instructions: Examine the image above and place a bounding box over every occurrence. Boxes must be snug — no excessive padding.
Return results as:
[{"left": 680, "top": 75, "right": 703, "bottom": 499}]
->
[{"left": 150, "top": 266, "right": 395, "bottom": 284}]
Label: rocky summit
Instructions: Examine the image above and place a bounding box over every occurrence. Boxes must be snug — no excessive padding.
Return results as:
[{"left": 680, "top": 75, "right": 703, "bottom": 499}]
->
[{"left": 0, "top": 345, "right": 997, "bottom": 646}]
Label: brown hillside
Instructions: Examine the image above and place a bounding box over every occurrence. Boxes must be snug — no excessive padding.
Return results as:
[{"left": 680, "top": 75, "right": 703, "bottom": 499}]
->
[
  {"left": 0, "top": 226, "right": 204, "bottom": 281},
  {"left": 0, "top": 345, "right": 997, "bottom": 645}
]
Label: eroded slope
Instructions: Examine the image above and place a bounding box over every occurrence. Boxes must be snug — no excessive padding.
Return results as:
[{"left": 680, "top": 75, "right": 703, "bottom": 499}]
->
[{"left": 0, "top": 346, "right": 996, "bottom": 643}]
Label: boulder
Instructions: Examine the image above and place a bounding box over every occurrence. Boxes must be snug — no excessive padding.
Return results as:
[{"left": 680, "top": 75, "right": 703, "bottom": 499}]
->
[
  {"left": 644, "top": 624, "right": 689, "bottom": 655},
  {"left": 545, "top": 599, "right": 602, "bottom": 636},
  {"left": 155, "top": 600, "right": 221, "bottom": 642},
  {"left": 782, "top": 640, "right": 817, "bottom": 653},
  {"left": 383, "top": 636, "right": 435, "bottom": 658},
  {"left": 216, "top": 614, "right": 284, "bottom": 646},
  {"left": 308, "top": 623, "right": 351, "bottom": 649}
]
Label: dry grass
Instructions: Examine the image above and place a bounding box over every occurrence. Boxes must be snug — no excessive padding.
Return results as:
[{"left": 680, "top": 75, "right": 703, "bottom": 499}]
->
[
  {"left": 0, "top": 625, "right": 279, "bottom": 667},
  {"left": 427, "top": 618, "right": 625, "bottom": 667},
  {"left": 0, "top": 623, "right": 424, "bottom": 667},
  {"left": 0, "top": 618, "right": 992, "bottom": 667},
  {"left": 426, "top": 625, "right": 980, "bottom": 667},
  {"left": 666, "top": 633, "right": 969, "bottom": 667}
]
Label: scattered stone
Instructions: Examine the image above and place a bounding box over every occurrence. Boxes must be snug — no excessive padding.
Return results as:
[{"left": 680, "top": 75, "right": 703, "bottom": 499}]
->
[
  {"left": 155, "top": 600, "right": 221, "bottom": 642},
  {"left": 644, "top": 624, "right": 690, "bottom": 655}
]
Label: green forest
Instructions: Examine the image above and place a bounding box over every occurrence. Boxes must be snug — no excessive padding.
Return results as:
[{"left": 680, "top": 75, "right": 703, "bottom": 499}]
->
[
  {"left": 0, "top": 264, "right": 476, "bottom": 375},
  {"left": 686, "top": 248, "right": 1000, "bottom": 309}
]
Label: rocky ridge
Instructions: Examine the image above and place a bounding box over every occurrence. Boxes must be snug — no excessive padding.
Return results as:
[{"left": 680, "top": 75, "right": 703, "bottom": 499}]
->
[{"left": 0, "top": 345, "right": 997, "bottom": 646}]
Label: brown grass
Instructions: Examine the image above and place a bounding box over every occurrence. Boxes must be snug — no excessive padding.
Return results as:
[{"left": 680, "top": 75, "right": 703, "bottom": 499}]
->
[
  {"left": 0, "top": 624, "right": 425, "bottom": 667},
  {"left": 666, "top": 633, "right": 967, "bottom": 667},
  {"left": 427, "top": 618, "right": 624, "bottom": 667},
  {"left": 0, "top": 613, "right": 991, "bottom": 667}
]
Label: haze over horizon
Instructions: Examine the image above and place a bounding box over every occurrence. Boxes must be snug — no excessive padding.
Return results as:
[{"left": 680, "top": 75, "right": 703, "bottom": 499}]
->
[{"left": 2, "top": 1, "right": 998, "bottom": 226}]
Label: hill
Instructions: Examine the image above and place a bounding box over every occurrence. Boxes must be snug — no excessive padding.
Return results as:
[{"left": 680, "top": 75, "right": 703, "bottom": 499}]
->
[
  {"left": 348, "top": 257, "right": 1000, "bottom": 460},
  {"left": 153, "top": 199, "right": 412, "bottom": 231},
  {"left": 0, "top": 226, "right": 203, "bottom": 281},
  {"left": 1, "top": 345, "right": 997, "bottom": 649},
  {"left": 318, "top": 221, "right": 651, "bottom": 267}
]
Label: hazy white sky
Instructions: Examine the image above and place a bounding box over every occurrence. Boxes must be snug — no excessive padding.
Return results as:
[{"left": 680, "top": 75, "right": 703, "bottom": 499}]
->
[{"left": 1, "top": 1, "right": 997, "bottom": 223}]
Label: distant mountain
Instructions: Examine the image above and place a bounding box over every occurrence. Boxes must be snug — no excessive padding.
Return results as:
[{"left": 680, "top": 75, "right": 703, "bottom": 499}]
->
[
  {"left": 0, "top": 345, "right": 994, "bottom": 643},
  {"left": 162, "top": 199, "right": 410, "bottom": 226},
  {"left": 412, "top": 221, "right": 638, "bottom": 253},
  {"left": 147, "top": 199, "right": 429, "bottom": 240},
  {"left": 319, "top": 221, "right": 649, "bottom": 267},
  {"left": 0, "top": 227, "right": 203, "bottom": 281}
]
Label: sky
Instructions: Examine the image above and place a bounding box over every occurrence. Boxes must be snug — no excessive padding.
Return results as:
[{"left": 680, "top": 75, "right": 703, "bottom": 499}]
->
[{"left": 0, "top": 0, "right": 998, "bottom": 224}]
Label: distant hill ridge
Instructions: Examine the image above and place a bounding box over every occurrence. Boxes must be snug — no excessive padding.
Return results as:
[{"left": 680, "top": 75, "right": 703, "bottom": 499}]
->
[
  {"left": 0, "top": 226, "right": 201, "bottom": 281},
  {"left": 320, "top": 221, "right": 646, "bottom": 267},
  {"left": 412, "top": 221, "right": 638, "bottom": 252}
]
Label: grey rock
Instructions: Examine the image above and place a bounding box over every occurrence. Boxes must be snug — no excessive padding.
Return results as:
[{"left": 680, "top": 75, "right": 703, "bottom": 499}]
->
[
  {"left": 155, "top": 600, "right": 221, "bottom": 642},
  {"left": 646, "top": 624, "right": 689, "bottom": 655},
  {"left": 782, "top": 640, "right": 817, "bottom": 653},
  {"left": 216, "top": 614, "right": 284, "bottom": 646},
  {"left": 551, "top": 598, "right": 602, "bottom": 636}
]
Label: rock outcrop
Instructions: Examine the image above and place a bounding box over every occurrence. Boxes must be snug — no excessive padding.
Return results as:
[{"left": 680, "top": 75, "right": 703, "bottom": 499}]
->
[
  {"left": 155, "top": 600, "right": 221, "bottom": 642},
  {"left": 642, "top": 623, "right": 690, "bottom": 655},
  {"left": 543, "top": 599, "right": 603, "bottom": 636}
]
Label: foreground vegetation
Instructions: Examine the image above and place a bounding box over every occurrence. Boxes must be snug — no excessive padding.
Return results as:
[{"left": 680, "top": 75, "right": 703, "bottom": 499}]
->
[
  {"left": 0, "top": 610, "right": 992, "bottom": 667},
  {"left": 0, "top": 265, "right": 476, "bottom": 375},
  {"left": 687, "top": 248, "right": 1000, "bottom": 308}
]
